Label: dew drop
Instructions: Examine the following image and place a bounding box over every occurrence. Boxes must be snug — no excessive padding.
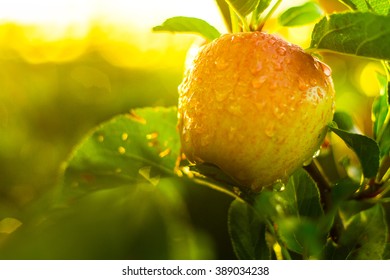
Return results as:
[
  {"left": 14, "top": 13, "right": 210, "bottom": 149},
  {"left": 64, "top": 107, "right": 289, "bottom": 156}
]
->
[
  {"left": 317, "top": 87, "right": 324, "bottom": 99},
  {"left": 121, "top": 132, "right": 128, "bottom": 141},
  {"left": 183, "top": 131, "right": 191, "bottom": 143},
  {"left": 309, "top": 78, "right": 317, "bottom": 86},
  {"left": 312, "top": 149, "right": 321, "bottom": 159},
  {"left": 273, "top": 107, "right": 284, "bottom": 119},
  {"left": 159, "top": 148, "right": 171, "bottom": 158},
  {"left": 146, "top": 132, "right": 158, "bottom": 140},
  {"left": 269, "top": 82, "right": 277, "bottom": 90},
  {"left": 118, "top": 146, "right": 126, "bottom": 154},
  {"left": 251, "top": 76, "right": 267, "bottom": 88},
  {"left": 272, "top": 180, "right": 285, "bottom": 192},
  {"left": 320, "top": 62, "right": 332, "bottom": 77},
  {"left": 215, "top": 57, "right": 229, "bottom": 70},
  {"left": 228, "top": 127, "right": 237, "bottom": 141},
  {"left": 277, "top": 47, "right": 286, "bottom": 56},
  {"left": 273, "top": 61, "right": 283, "bottom": 71},
  {"left": 227, "top": 104, "right": 242, "bottom": 116},
  {"left": 255, "top": 100, "right": 266, "bottom": 110},
  {"left": 200, "top": 134, "right": 212, "bottom": 147},
  {"left": 268, "top": 38, "right": 276, "bottom": 45},
  {"left": 128, "top": 109, "right": 147, "bottom": 124},
  {"left": 214, "top": 89, "right": 228, "bottom": 102},
  {"left": 250, "top": 60, "right": 263, "bottom": 74},
  {"left": 298, "top": 77, "right": 309, "bottom": 91},
  {"left": 265, "top": 123, "right": 275, "bottom": 137},
  {"left": 97, "top": 134, "right": 104, "bottom": 143}
]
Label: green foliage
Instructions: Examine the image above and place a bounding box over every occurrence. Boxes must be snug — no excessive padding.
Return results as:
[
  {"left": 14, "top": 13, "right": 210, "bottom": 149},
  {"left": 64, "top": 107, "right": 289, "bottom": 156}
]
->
[
  {"left": 333, "top": 111, "right": 355, "bottom": 131},
  {"left": 278, "top": 2, "right": 324, "bottom": 27},
  {"left": 311, "top": 12, "right": 390, "bottom": 60},
  {"left": 153, "top": 16, "right": 221, "bottom": 41},
  {"left": 228, "top": 199, "right": 270, "bottom": 259},
  {"left": 225, "top": 0, "right": 262, "bottom": 17},
  {"left": 62, "top": 107, "right": 180, "bottom": 200},
  {"left": 340, "top": 0, "right": 390, "bottom": 15},
  {"left": 328, "top": 124, "right": 380, "bottom": 178},
  {"left": 326, "top": 204, "right": 388, "bottom": 259},
  {"left": 373, "top": 73, "right": 390, "bottom": 156}
]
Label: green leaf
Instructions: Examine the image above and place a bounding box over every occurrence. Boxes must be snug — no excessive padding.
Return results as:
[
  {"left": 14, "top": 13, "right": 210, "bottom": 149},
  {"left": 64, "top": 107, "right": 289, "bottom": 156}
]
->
[
  {"left": 277, "top": 217, "right": 324, "bottom": 258},
  {"left": 331, "top": 178, "right": 361, "bottom": 206},
  {"left": 278, "top": 2, "right": 324, "bottom": 27},
  {"left": 61, "top": 107, "right": 180, "bottom": 200},
  {"left": 372, "top": 73, "right": 390, "bottom": 156},
  {"left": 333, "top": 111, "right": 355, "bottom": 131},
  {"left": 337, "top": 204, "right": 387, "bottom": 259},
  {"left": 329, "top": 124, "right": 380, "bottom": 178},
  {"left": 311, "top": 12, "right": 390, "bottom": 60},
  {"left": 277, "top": 168, "right": 323, "bottom": 219},
  {"left": 228, "top": 199, "right": 271, "bottom": 259},
  {"left": 216, "top": 0, "right": 232, "bottom": 32},
  {"left": 340, "top": 0, "right": 390, "bottom": 15},
  {"left": 153, "top": 16, "right": 221, "bottom": 41},
  {"left": 255, "top": 0, "right": 273, "bottom": 15},
  {"left": 226, "top": 0, "right": 260, "bottom": 17}
]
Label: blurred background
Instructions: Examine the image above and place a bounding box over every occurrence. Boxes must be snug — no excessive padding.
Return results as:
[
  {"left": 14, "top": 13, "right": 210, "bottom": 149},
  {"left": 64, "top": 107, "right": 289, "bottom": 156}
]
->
[{"left": 0, "top": 0, "right": 384, "bottom": 259}]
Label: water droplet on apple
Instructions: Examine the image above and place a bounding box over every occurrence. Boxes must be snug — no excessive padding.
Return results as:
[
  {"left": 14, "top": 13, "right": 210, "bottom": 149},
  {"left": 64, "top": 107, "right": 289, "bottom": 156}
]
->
[
  {"left": 273, "top": 61, "right": 283, "bottom": 71},
  {"left": 277, "top": 47, "right": 286, "bottom": 56},
  {"left": 269, "top": 82, "right": 277, "bottom": 90},
  {"left": 215, "top": 57, "right": 228, "bottom": 70},
  {"left": 227, "top": 103, "right": 242, "bottom": 116},
  {"left": 200, "top": 133, "right": 213, "bottom": 147},
  {"left": 265, "top": 123, "right": 275, "bottom": 137},
  {"left": 250, "top": 60, "right": 263, "bottom": 74},
  {"left": 320, "top": 62, "right": 332, "bottom": 77},
  {"left": 298, "top": 77, "right": 309, "bottom": 91},
  {"left": 251, "top": 76, "right": 267, "bottom": 88},
  {"left": 215, "top": 89, "right": 228, "bottom": 101},
  {"left": 273, "top": 106, "right": 284, "bottom": 119},
  {"left": 255, "top": 100, "right": 266, "bottom": 110},
  {"left": 309, "top": 78, "right": 317, "bottom": 86}
]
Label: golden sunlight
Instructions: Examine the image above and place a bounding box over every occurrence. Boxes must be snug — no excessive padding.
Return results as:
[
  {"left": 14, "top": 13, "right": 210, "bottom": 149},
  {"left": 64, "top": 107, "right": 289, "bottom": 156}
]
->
[{"left": 0, "top": 0, "right": 225, "bottom": 65}]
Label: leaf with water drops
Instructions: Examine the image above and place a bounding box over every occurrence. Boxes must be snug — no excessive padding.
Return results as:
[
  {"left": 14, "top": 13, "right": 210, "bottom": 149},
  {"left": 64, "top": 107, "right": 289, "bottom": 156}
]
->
[
  {"left": 340, "top": 0, "right": 390, "bottom": 15},
  {"left": 311, "top": 12, "right": 390, "bottom": 60},
  {"left": 61, "top": 107, "right": 180, "bottom": 200},
  {"left": 328, "top": 124, "right": 380, "bottom": 178},
  {"left": 278, "top": 2, "right": 324, "bottom": 27},
  {"left": 153, "top": 16, "right": 221, "bottom": 41}
]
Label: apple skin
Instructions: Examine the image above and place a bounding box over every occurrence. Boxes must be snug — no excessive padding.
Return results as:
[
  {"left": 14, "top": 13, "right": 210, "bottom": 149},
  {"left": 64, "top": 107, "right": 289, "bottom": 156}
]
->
[{"left": 178, "top": 32, "right": 335, "bottom": 191}]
